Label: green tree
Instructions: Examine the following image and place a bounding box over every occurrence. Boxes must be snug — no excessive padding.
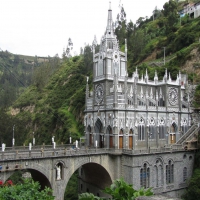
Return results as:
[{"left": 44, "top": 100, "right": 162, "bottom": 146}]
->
[
  {"left": 193, "top": 84, "right": 200, "bottom": 108},
  {"left": 182, "top": 168, "right": 200, "bottom": 200},
  {"left": 163, "top": 0, "right": 178, "bottom": 33},
  {"left": 83, "top": 45, "right": 93, "bottom": 75},
  {"left": 115, "top": 5, "right": 127, "bottom": 46},
  {"left": 0, "top": 178, "right": 54, "bottom": 200},
  {"left": 79, "top": 178, "right": 153, "bottom": 200},
  {"left": 66, "top": 38, "right": 73, "bottom": 58},
  {"left": 64, "top": 171, "right": 78, "bottom": 200}
]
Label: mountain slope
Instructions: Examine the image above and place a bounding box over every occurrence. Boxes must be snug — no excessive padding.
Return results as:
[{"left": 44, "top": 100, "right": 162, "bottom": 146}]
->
[{"left": 8, "top": 56, "right": 89, "bottom": 145}]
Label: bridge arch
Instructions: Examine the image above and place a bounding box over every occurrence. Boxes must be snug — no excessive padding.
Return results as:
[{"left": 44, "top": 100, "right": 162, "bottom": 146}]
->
[
  {"left": 79, "top": 162, "right": 112, "bottom": 195},
  {"left": 4, "top": 166, "right": 51, "bottom": 190},
  {"left": 27, "top": 168, "right": 52, "bottom": 190},
  {"left": 59, "top": 156, "right": 113, "bottom": 199}
]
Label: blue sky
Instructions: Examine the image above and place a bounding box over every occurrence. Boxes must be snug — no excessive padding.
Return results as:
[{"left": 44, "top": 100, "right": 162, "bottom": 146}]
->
[{"left": 0, "top": 0, "right": 168, "bottom": 57}]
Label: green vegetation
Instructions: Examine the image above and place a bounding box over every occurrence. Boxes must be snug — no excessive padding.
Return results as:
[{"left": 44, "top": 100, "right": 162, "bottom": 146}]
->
[
  {"left": 182, "top": 151, "right": 200, "bottom": 200},
  {"left": 114, "top": 0, "right": 200, "bottom": 81},
  {"left": 193, "top": 85, "right": 200, "bottom": 108},
  {"left": 0, "top": 178, "right": 54, "bottom": 200},
  {"left": 0, "top": 51, "right": 88, "bottom": 145},
  {"left": 64, "top": 171, "right": 79, "bottom": 200},
  {"left": 79, "top": 178, "right": 153, "bottom": 200}
]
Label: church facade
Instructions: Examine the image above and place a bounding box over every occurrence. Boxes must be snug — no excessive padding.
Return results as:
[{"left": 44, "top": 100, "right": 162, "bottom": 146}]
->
[
  {"left": 84, "top": 4, "right": 192, "bottom": 151},
  {"left": 80, "top": 4, "right": 196, "bottom": 198}
]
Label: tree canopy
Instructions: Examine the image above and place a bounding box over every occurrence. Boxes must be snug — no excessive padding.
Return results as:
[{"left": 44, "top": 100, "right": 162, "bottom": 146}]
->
[
  {"left": 0, "top": 178, "right": 54, "bottom": 200},
  {"left": 79, "top": 178, "right": 153, "bottom": 200}
]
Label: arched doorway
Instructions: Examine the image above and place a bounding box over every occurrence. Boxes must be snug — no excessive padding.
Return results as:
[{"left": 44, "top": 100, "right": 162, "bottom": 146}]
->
[
  {"left": 170, "top": 122, "right": 177, "bottom": 144},
  {"left": 119, "top": 129, "right": 123, "bottom": 149},
  {"left": 94, "top": 118, "right": 103, "bottom": 148},
  {"left": 129, "top": 129, "right": 133, "bottom": 149}
]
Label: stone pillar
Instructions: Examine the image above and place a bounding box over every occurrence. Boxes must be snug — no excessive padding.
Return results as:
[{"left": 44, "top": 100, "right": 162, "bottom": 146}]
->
[{"left": 146, "top": 126, "right": 149, "bottom": 150}]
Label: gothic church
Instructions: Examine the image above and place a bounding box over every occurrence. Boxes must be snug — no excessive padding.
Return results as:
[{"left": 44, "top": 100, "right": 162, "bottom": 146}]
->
[
  {"left": 84, "top": 4, "right": 192, "bottom": 151},
  {"left": 79, "top": 3, "right": 197, "bottom": 198}
]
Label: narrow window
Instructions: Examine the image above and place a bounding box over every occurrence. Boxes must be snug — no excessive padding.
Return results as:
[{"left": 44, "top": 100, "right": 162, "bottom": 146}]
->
[
  {"left": 183, "top": 167, "right": 187, "bottom": 182},
  {"left": 140, "top": 163, "right": 150, "bottom": 188},
  {"left": 166, "top": 160, "right": 174, "bottom": 184}
]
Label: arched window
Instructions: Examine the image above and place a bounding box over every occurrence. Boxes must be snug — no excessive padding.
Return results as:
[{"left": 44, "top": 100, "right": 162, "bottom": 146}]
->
[
  {"left": 183, "top": 167, "right": 187, "bottom": 182},
  {"left": 140, "top": 163, "right": 150, "bottom": 188},
  {"left": 154, "top": 159, "right": 164, "bottom": 187},
  {"left": 166, "top": 160, "right": 174, "bottom": 184},
  {"left": 94, "top": 118, "right": 103, "bottom": 133},
  {"left": 138, "top": 118, "right": 145, "bottom": 141},
  {"left": 106, "top": 126, "right": 112, "bottom": 134},
  {"left": 159, "top": 118, "right": 165, "bottom": 139},
  {"left": 149, "top": 118, "right": 156, "bottom": 139},
  {"left": 158, "top": 97, "right": 165, "bottom": 107}
]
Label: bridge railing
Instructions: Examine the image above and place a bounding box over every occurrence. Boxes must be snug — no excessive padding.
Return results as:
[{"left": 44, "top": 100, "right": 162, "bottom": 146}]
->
[
  {"left": 0, "top": 145, "right": 189, "bottom": 161},
  {"left": 122, "top": 145, "right": 184, "bottom": 154},
  {"left": 0, "top": 147, "right": 111, "bottom": 160},
  {"left": 1, "top": 144, "right": 73, "bottom": 151}
]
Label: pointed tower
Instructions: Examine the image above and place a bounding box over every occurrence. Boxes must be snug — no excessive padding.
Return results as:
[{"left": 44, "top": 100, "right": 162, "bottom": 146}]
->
[{"left": 93, "top": 2, "right": 126, "bottom": 83}]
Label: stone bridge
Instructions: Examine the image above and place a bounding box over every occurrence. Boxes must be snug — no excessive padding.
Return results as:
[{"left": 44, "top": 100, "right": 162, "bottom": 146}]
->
[
  {"left": 0, "top": 145, "right": 120, "bottom": 199},
  {"left": 0, "top": 145, "right": 196, "bottom": 199}
]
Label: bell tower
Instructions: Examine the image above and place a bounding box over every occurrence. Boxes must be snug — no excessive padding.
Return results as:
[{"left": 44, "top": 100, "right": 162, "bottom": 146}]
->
[
  {"left": 93, "top": 2, "right": 127, "bottom": 105},
  {"left": 85, "top": 2, "right": 128, "bottom": 149}
]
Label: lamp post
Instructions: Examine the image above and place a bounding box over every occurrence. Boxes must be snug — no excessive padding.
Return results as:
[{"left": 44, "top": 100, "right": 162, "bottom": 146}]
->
[{"left": 12, "top": 125, "right": 15, "bottom": 148}]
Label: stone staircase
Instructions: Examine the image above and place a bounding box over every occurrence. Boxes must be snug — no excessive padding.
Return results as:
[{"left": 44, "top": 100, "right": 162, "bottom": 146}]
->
[{"left": 176, "top": 123, "right": 199, "bottom": 149}]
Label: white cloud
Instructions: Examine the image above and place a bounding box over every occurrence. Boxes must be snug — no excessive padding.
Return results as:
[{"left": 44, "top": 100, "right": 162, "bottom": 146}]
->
[{"left": 0, "top": 0, "right": 168, "bottom": 57}]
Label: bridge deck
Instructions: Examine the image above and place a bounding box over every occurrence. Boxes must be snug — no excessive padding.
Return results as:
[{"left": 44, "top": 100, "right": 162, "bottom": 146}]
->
[{"left": 0, "top": 144, "right": 192, "bottom": 162}]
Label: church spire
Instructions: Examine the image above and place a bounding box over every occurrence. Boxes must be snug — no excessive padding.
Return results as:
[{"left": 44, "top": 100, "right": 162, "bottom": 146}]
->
[{"left": 106, "top": 2, "right": 114, "bottom": 37}]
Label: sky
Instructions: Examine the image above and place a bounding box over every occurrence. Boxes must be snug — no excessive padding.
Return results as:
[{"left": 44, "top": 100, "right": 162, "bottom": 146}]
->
[{"left": 0, "top": 0, "right": 168, "bottom": 57}]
